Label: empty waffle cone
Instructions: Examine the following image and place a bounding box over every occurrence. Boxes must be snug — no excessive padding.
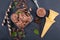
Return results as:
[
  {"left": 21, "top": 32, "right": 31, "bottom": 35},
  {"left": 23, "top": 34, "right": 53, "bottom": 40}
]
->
[
  {"left": 41, "top": 17, "right": 55, "bottom": 38},
  {"left": 48, "top": 9, "right": 59, "bottom": 20}
]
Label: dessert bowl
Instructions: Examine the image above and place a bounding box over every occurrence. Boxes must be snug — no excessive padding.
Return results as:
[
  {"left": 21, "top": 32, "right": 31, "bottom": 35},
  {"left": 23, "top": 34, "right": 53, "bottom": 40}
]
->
[{"left": 11, "top": 9, "right": 33, "bottom": 29}]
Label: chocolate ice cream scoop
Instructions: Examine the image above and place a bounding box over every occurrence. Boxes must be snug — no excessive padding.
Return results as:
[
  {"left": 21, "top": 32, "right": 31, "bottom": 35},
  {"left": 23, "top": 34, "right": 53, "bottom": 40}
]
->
[
  {"left": 32, "top": 0, "right": 46, "bottom": 17},
  {"left": 37, "top": 8, "right": 46, "bottom": 17}
]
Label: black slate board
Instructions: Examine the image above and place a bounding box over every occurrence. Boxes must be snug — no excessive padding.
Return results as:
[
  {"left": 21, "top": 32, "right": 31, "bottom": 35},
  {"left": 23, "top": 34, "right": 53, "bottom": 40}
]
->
[{"left": 0, "top": 0, "right": 60, "bottom": 40}]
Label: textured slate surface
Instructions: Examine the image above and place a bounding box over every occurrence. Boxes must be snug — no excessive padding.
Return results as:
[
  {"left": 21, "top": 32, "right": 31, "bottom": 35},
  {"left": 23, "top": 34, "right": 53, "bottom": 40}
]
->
[{"left": 0, "top": 0, "right": 60, "bottom": 40}]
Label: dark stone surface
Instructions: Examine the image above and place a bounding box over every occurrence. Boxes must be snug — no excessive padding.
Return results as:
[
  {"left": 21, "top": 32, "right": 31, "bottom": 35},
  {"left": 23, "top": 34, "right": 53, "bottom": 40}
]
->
[{"left": 0, "top": 0, "right": 60, "bottom": 40}]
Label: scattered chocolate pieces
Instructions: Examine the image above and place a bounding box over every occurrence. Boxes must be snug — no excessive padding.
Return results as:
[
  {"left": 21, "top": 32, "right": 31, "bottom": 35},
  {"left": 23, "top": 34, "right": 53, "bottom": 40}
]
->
[{"left": 34, "top": 17, "right": 40, "bottom": 24}]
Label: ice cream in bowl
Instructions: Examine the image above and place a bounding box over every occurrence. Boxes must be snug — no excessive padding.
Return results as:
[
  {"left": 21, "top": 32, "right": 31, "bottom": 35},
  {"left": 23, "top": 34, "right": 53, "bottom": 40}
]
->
[{"left": 11, "top": 9, "right": 33, "bottom": 29}]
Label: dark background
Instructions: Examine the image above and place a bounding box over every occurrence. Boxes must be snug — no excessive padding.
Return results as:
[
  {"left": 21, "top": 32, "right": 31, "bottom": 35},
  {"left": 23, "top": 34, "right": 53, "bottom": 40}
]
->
[{"left": 0, "top": 0, "right": 60, "bottom": 40}]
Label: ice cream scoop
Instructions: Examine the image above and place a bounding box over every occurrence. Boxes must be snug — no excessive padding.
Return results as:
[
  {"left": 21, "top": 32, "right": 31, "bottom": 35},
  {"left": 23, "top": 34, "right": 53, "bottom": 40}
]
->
[
  {"left": 37, "top": 8, "right": 46, "bottom": 17},
  {"left": 32, "top": 0, "right": 46, "bottom": 17}
]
